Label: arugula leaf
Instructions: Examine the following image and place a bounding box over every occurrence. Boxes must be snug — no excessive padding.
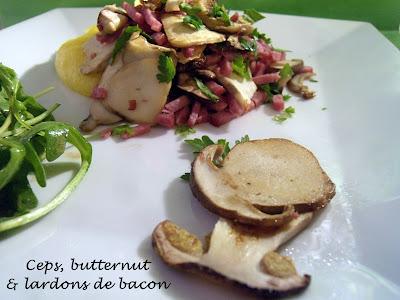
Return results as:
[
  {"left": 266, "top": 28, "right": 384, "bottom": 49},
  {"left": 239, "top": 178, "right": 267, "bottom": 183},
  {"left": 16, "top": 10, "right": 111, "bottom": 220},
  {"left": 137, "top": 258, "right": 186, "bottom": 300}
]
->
[
  {"left": 194, "top": 78, "right": 219, "bottom": 102},
  {"left": 232, "top": 56, "right": 251, "bottom": 80},
  {"left": 279, "top": 64, "right": 294, "bottom": 82},
  {"left": 252, "top": 28, "right": 271, "bottom": 44},
  {"left": 243, "top": 9, "right": 265, "bottom": 23},
  {"left": 45, "top": 128, "right": 68, "bottom": 162},
  {"left": 211, "top": 3, "right": 231, "bottom": 25},
  {"left": 272, "top": 106, "right": 296, "bottom": 123},
  {"left": 183, "top": 15, "right": 204, "bottom": 30},
  {"left": 111, "top": 25, "right": 141, "bottom": 64},
  {"left": 180, "top": 172, "right": 191, "bottom": 181},
  {"left": 175, "top": 125, "right": 196, "bottom": 138},
  {"left": 180, "top": 3, "right": 204, "bottom": 30},
  {"left": 235, "top": 134, "right": 250, "bottom": 145},
  {"left": 283, "top": 94, "right": 292, "bottom": 101},
  {"left": 157, "top": 53, "right": 176, "bottom": 83},
  {"left": 239, "top": 37, "right": 257, "bottom": 53}
]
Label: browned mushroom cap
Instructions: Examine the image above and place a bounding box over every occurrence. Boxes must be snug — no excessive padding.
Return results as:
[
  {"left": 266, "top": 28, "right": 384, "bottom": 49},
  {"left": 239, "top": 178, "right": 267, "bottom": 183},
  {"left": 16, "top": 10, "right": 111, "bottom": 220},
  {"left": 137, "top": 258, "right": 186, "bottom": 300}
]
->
[
  {"left": 152, "top": 214, "right": 313, "bottom": 297},
  {"left": 97, "top": 5, "right": 129, "bottom": 34},
  {"left": 287, "top": 72, "right": 316, "bottom": 99},
  {"left": 190, "top": 139, "right": 335, "bottom": 227}
]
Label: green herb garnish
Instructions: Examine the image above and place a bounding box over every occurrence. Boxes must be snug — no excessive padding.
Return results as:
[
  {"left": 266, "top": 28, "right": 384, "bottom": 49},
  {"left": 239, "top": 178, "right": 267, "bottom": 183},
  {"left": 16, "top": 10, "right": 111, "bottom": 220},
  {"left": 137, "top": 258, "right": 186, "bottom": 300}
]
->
[
  {"left": 232, "top": 56, "right": 251, "bottom": 80},
  {"left": 235, "top": 134, "right": 250, "bottom": 145},
  {"left": 243, "top": 9, "right": 265, "bottom": 23},
  {"left": 185, "top": 135, "right": 217, "bottom": 153},
  {"left": 279, "top": 64, "right": 294, "bottom": 82},
  {"left": 239, "top": 37, "right": 257, "bottom": 53},
  {"left": 310, "top": 79, "right": 318, "bottom": 82},
  {"left": 252, "top": 28, "right": 271, "bottom": 44},
  {"left": 111, "top": 124, "right": 134, "bottom": 137},
  {"left": 272, "top": 47, "right": 292, "bottom": 53},
  {"left": 157, "top": 53, "right": 176, "bottom": 83},
  {"left": 0, "top": 63, "right": 92, "bottom": 232},
  {"left": 321, "top": 107, "right": 327, "bottom": 111},
  {"left": 180, "top": 3, "right": 204, "bottom": 30},
  {"left": 211, "top": 3, "right": 231, "bottom": 25},
  {"left": 180, "top": 172, "right": 191, "bottom": 181},
  {"left": 283, "top": 94, "right": 292, "bottom": 101},
  {"left": 175, "top": 125, "right": 196, "bottom": 138},
  {"left": 111, "top": 25, "right": 141, "bottom": 64},
  {"left": 194, "top": 78, "right": 219, "bottom": 102},
  {"left": 260, "top": 83, "right": 281, "bottom": 101},
  {"left": 272, "top": 106, "right": 296, "bottom": 123}
]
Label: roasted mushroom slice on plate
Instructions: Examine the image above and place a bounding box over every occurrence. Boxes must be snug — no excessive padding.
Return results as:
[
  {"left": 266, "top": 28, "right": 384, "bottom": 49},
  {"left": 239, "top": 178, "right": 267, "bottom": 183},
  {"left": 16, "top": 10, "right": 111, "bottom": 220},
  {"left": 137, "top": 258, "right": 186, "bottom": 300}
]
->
[
  {"left": 190, "top": 139, "right": 335, "bottom": 227},
  {"left": 97, "top": 5, "right": 129, "bottom": 34},
  {"left": 153, "top": 213, "right": 313, "bottom": 297}
]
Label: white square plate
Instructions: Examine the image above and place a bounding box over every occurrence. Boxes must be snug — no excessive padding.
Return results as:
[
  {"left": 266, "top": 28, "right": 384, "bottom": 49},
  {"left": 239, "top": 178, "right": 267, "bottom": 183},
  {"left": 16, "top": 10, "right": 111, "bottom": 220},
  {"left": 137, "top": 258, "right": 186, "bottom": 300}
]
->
[{"left": 0, "top": 8, "right": 400, "bottom": 300}]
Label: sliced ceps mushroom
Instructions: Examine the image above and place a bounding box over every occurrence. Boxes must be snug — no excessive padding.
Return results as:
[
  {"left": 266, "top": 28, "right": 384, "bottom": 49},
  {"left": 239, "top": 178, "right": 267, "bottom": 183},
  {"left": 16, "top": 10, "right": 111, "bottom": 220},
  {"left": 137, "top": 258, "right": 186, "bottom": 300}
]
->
[
  {"left": 190, "top": 139, "right": 335, "bottom": 227},
  {"left": 177, "top": 73, "right": 216, "bottom": 101},
  {"left": 287, "top": 72, "right": 316, "bottom": 99},
  {"left": 80, "top": 101, "right": 122, "bottom": 132},
  {"left": 97, "top": 5, "right": 128, "bottom": 34},
  {"left": 164, "top": 0, "right": 183, "bottom": 12},
  {"left": 153, "top": 213, "right": 313, "bottom": 297},
  {"left": 80, "top": 34, "right": 176, "bottom": 129},
  {"left": 193, "top": 0, "right": 253, "bottom": 34},
  {"left": 216, "top": 72, "right": 257, "bottom": 111},
  {"left": 161, "top": 13, "right": 226, "bottom": 48},
  {"left": 271, "top": 59, "right": 304, "bottom": 73},
  {"left": 80, "top": 36, "right": 116, "bottom": 74},
  {"left": 176, "top": 45, "right": 206, "bottom": 64}
]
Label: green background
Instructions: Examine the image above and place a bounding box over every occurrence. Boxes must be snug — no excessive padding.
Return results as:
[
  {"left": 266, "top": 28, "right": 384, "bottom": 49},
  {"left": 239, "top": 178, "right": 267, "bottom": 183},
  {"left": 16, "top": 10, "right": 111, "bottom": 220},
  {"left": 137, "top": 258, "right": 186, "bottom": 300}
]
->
[{"left": 0, "top": 0, "right": 399, "bottom": 48}]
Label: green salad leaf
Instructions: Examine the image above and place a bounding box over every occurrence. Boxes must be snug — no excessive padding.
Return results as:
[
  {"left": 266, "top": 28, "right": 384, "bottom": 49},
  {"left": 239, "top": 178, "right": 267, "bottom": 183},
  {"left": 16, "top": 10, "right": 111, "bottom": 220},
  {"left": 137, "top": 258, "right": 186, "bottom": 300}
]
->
[{"left": 0, "top": 63, "right": 92, "bottom": 233}]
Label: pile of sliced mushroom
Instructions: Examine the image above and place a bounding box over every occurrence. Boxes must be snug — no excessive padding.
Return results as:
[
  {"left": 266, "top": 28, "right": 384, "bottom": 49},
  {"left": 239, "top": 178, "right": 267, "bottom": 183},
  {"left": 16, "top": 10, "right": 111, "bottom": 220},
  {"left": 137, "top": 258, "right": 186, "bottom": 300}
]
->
[{"left": 77, "top": 0, "right": 316, "bottom": 134}]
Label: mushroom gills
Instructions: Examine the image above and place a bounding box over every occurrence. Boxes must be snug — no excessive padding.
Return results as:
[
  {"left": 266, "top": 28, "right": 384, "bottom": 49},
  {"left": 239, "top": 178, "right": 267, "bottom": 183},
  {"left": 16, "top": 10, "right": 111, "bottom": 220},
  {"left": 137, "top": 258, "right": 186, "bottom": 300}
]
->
[{"left": 152, "top": 213, "right": 313, "bottom": 297}]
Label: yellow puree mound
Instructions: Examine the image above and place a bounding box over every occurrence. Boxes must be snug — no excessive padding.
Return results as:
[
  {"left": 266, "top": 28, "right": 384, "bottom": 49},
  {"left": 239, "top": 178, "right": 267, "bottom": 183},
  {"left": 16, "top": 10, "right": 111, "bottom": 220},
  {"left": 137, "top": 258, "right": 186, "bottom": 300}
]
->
[{"left": 55, "top": 26, "right": 101, "bottom": 97}]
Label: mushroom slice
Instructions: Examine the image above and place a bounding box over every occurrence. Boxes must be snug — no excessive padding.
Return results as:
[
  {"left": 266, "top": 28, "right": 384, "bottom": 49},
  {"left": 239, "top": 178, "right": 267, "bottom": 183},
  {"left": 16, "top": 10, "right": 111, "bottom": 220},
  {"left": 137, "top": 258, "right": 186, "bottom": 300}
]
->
[
  {"left": 165, "top": 0, "right": 184, "bottom": 12},
  {"left": 271, "top": 59, "right": 304, "bottom": 73},
  {"left": 192, "top": 0, "right": 253, "bottom": 34},
  {"left": 176, "top": 45, "right": 206, "bottom": 64},
  {"left": 287, "top": 72, "right": 316, "bottom": 99},
  {"left": 191, "top": 139, "right": 335, "bottom": 227},
  {"left": 227, "top": 35, "right": 244, "bottom": 50},
  {"left": 80, "top": 101, "right": 122, "bottom": 132},
  {"left": 216, "top": 72, "right": 257, "bottom": 111},
  {"left": 195, "top": 69, "right": 216, "bottom": 79},
  {"left": 103, "top": 57, "right": 173, "bottom": 124},
  {"left": 97, "top": 5, "right": 128, "bottom": 34},
  {"left": 153, "top": 213, "right": 313, "bottom": 297},
  {"left": 177, "top": 73, "right": 216, "bottom": 101},
  {"left": 161, "top": 14, "right": 225, "bottom": 48},
  {"left": 80, "top": 36, "right": 116, "bottom": 74}
]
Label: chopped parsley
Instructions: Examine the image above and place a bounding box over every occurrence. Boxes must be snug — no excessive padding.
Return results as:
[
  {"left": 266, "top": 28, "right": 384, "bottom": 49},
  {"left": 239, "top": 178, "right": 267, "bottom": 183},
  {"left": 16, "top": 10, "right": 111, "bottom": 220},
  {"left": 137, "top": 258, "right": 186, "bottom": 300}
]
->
[
  {"left": 175, "top": 125, "right": 196, "bottom": 138},
  {"left": 194, "top": 78, "right": 219, "bottom": 102},
  {"left": 232, "top": 56, "right": 251, "bottom": 80},
  {"left": 111, "top": 124, "right": 134, "bottom": 137},
  {"left": 252, "top": 28, "right": 271, "bottom": 44},
  {"left": 279, "top": 64, "right": 294, "bottom": 82},
  {"left": 239, "top": 37, "right": 257, "bottom": 53},
  {"left": 243, "top": 9, "right": 265, "bottom": 23},
  {"left": 272, "top": 106, "right": 296, "bottom": 123},
  {"left": 321, "top": 107, "right": 327, "bottom": 111},
  {"left": 260, "top": 83, "right": 280, "bottom": 101},
  {"left": 272, "top": 47, "right": 292, "bottom": 53},
  {"left": 180, "top": 172, "right": 191, "bottom": 181},
  {"left": 211, "top": 3, "right": 231, "bottom": 25},
  {"left": 111, "top": 25, "right": 141, "bottom": 64},
  {"left": 157, "top": 53, "right": 176, "bottom": 83},
  {"left": 283, "top": 94, "right": 292, "bottom": 101},
  {"left": 310, "top": 78, "right": 318, "bottom": 82},
  {"left": 180, "top": 3, "right": 204, "bottom": 30},
  {"left": 185, "top": 135, "right": 217, "bottom": 153},
  {"left": 235, "top": 134, "right": 250, "bottom": 145}
]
